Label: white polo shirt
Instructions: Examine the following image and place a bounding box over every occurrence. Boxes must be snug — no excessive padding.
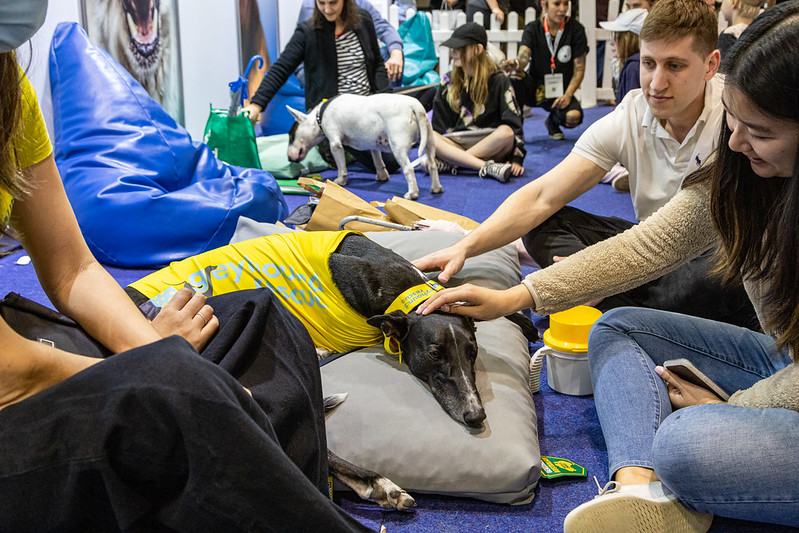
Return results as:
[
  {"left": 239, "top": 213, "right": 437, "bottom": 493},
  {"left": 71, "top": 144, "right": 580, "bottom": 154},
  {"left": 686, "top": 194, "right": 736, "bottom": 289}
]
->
[{"left": 573, "top": 74, "right": 724, "bottom": 221}]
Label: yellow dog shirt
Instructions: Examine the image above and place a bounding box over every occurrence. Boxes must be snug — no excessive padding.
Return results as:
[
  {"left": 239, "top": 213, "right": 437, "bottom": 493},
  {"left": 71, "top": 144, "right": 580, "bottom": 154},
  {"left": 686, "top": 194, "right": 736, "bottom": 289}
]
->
[{"left": 130, "top": 231, "right": 441, "bottom": 353}]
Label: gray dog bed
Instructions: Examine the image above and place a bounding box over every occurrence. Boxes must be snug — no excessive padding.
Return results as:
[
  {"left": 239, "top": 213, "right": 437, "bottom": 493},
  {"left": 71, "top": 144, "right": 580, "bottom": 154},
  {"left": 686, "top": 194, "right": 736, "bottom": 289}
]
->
[{"left": 321, "top": 230, "right": 541, "bottom": 504}]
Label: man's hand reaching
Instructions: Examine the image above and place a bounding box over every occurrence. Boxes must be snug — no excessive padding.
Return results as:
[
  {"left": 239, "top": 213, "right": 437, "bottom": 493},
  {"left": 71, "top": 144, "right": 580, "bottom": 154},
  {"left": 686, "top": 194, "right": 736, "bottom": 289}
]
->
[{"left": 412, "top": 245, "right": 467, "bottom": 284}]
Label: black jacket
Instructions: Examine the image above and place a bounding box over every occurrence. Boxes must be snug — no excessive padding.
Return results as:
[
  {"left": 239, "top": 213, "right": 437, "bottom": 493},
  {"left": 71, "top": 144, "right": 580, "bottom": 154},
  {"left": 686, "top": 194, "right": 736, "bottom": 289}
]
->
[
  {"left": 250, "top": 9, "right": 391, "bottom": 112},
  {"left": 432, "top": 70, "right": 526, "bottom": 167}
]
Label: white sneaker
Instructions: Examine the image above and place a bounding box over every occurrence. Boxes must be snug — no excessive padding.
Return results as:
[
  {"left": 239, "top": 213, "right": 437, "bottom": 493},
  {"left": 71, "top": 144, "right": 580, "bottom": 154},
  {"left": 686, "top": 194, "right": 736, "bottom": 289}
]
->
[
  {"left": 478, "top": 160, "right": 512, "bottom": 183},
  {"left": 563, "top": 478, "right": 713, "bottom": 533},
  {"left": 611, "top": 172, "right": 630, "bottom": 192}
]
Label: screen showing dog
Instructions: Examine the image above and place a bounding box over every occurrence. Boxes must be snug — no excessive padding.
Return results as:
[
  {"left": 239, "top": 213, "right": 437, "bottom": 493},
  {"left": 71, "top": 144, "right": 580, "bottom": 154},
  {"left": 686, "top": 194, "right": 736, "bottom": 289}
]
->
[{"left": 81, "top": 0, "right": 184, "bottom": 124}]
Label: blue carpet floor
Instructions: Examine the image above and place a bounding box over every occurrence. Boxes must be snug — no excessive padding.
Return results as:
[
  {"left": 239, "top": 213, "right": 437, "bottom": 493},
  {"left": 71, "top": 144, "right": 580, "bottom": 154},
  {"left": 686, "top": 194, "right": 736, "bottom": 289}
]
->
[{"left": 0, "top": 105, "right": 792, "bottom": 532}]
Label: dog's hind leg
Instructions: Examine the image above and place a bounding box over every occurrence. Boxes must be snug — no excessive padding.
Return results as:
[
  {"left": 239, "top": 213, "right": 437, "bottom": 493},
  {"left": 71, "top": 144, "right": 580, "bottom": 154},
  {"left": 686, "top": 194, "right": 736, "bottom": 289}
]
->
[
  {"left": 370, "top": 151, "right": 390, "bottom": 183},
  {"left": 328, "top": 450, "right": 416, "bottom": 511},
  {"left": 422, "top": 122, "right": 443, "bottom": 195},
  {"left": 390, "top": 148, "right": 420, "bottom": 200}
]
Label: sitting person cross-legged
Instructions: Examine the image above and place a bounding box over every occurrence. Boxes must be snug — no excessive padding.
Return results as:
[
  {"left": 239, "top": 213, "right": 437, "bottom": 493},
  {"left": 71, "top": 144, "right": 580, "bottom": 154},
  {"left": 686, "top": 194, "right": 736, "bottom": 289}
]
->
[
  {"left": 502, "top": 0, "right": 589, "bottom": 140},
  {"left": 422, "top": 22, "right": 526, "bottom": 183}
]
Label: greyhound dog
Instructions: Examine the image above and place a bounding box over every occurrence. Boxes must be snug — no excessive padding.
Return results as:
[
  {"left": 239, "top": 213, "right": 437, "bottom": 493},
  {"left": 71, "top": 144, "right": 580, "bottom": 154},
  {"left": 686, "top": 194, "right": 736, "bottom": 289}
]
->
[
  {"left": 286, "top": 93, "right": 443, "bottom": 200},
  {"left": 127, "top": 231, "right": 538, "bottom": 510}
]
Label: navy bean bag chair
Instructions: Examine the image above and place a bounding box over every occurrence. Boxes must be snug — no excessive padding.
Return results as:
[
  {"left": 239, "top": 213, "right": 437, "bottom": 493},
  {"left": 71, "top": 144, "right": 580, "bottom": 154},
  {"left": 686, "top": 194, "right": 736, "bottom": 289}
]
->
[{"left": 49, "top": 22, "right": 288, "bottom": 267}]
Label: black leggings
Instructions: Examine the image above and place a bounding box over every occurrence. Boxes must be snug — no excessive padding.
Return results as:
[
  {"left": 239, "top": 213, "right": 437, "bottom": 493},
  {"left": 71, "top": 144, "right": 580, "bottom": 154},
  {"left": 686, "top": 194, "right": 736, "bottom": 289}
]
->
[{"left": 522, "top": 206, "right": 759, "bottom": 330}]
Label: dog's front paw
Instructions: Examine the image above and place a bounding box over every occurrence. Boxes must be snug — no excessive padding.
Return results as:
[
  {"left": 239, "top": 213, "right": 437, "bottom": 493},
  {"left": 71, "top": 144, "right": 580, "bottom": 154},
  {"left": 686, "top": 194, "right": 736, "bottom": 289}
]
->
[
  {"left": 371, "top": 478, "right": 416, "bottom": 511},
  {"left": 316, "top": 347, "right": 334, "bottom": 360},
  {"left": 431, "top": 184, "right": 444, "bottom": 194},
  {"left": 334, "top": 175, "right": 348, "bottom": 186},
  {"left": 376, "top": 170, "right": 390, "bottom": 182},
  {"left": 404, "top": 190, "right": 419, "bottom": 200}
]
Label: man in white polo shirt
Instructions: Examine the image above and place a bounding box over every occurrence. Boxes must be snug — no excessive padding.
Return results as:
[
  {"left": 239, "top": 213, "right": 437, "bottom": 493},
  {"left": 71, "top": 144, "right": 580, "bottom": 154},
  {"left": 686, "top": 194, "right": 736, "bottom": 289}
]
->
[{"left": 414, "top": 0, "right": 757, "bottom": 328}]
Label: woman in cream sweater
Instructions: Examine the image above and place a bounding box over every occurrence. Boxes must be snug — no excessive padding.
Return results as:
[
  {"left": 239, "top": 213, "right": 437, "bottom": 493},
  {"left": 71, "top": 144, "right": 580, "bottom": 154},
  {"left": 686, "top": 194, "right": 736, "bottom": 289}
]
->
[{"left": 419, "top": 3, "right": 799, "bottom": 531}]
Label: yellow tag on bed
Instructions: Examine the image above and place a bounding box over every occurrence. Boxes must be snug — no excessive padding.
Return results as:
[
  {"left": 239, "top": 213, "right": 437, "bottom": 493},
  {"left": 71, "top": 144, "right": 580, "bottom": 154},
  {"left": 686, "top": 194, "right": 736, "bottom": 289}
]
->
[{"left": 540, "top": 456, "right": 587, "bottom": 479}]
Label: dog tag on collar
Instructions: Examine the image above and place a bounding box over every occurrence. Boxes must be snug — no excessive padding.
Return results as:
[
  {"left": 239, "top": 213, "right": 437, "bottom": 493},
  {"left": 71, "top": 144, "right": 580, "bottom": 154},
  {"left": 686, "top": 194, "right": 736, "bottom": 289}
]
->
[
  {"left": 383, "top": 334, "right": 402, "bottom": 365},
  {"left": 540, "top": 456, "right": 587, "bottom": 479}
]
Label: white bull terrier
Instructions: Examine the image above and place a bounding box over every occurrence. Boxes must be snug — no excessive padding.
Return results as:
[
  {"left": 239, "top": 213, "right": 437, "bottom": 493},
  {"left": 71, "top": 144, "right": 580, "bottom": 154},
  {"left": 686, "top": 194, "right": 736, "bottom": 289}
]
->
[{"left": 286, "top": 93, "right": 442, "bottom": 200}]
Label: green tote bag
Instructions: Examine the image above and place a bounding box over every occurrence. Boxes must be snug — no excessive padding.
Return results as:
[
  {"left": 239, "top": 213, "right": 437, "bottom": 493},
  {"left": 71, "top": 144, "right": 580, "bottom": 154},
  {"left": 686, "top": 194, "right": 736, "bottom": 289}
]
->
[{"left": 202, "top": 105, "right": 262, "bottom": 169}]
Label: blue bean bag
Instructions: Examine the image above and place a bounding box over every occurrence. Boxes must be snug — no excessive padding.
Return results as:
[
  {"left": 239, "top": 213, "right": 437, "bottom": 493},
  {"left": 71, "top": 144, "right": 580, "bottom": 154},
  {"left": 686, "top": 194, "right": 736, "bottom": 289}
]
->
[{"left": 49, "top": 22, "right": 288, "bottom": 267}]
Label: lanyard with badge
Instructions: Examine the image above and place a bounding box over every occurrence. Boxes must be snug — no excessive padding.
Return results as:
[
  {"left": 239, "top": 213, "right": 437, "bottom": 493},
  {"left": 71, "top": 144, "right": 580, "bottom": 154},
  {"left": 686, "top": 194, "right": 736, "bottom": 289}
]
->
[{"left": 543, "top": 15, "right": 565, "bottom": 99}]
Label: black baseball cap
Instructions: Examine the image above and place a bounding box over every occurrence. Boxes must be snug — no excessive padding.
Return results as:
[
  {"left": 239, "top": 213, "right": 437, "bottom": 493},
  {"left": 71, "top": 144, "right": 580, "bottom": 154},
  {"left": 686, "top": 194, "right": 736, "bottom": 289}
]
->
[{"left": 441, "top": 22, "right": 487, "bottom": 49}]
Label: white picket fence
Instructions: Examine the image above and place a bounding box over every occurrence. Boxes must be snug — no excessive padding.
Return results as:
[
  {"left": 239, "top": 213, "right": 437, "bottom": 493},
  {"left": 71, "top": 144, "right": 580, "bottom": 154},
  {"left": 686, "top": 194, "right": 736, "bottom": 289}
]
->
[{"left": 369, "top": 0, "right": 622, "bottom": 108}]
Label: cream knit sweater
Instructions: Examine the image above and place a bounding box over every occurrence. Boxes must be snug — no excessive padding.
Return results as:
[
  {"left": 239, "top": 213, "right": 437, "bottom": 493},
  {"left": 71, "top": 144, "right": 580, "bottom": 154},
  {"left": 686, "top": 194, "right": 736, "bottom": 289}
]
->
[{"left": 520, "top": 179, "right": 799, "bottom": 411}]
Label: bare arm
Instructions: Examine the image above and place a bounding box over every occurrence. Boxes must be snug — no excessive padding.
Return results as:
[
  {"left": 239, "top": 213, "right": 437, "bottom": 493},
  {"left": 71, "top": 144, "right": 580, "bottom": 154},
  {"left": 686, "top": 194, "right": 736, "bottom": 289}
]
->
[
  {"left": 486, "top": 0, "right": 506, "bottom": 24},
  {"left": 385, "top": 48, "right": 404, "bottom": 83},
  {"left": 502, "top": 44, "right": 531, "bottom": 75},
  {"left": 553, "top": 53, "right": 586, "bottom": 110},
  {"left": 413, "top": 152, "right": 606, "bottom": 282},
  {"left": 0, "top": 318, "right": 102, "bottom": 411},
  {"left": 13, "top": 156, "right": 172, "bottom": 353}
]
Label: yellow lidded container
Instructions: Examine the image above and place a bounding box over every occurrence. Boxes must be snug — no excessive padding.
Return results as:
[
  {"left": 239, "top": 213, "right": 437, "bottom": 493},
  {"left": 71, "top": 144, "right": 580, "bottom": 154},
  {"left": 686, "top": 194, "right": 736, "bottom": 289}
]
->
[{"left": 542, "top": 305, "right": 603, "bottom": 354}]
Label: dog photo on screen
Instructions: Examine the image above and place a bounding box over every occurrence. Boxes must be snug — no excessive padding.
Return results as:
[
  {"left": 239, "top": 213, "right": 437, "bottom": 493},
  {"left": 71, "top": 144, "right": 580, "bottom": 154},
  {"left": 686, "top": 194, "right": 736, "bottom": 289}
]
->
[{"left": 81, "top": 0, "right": 184, "bottom": 123}]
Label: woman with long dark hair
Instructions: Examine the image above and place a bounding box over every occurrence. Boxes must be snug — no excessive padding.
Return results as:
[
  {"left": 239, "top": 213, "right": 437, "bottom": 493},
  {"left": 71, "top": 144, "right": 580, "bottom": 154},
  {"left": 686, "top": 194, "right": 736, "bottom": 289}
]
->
[
  {"left": 419, "top": 3, "right": 799, "bottom": 529},
  {"left": 566, "top": 3, "right": 799, "bottom": 530}
]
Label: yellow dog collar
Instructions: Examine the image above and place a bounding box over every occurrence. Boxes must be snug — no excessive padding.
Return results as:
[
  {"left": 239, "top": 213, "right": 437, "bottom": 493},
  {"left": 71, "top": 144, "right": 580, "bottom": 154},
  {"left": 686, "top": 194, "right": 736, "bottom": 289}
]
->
[
  {"left": 384, "top": 279, "right": 443, "bottom": 315},
  {"left": 382, "top": 279, "right": 443, "bottom": 364}
]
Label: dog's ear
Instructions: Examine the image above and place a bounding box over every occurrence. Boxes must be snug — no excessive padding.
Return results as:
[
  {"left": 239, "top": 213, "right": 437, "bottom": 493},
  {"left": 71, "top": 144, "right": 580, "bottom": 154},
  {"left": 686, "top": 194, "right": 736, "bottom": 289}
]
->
[
  {"left": 285, "top": 105, "right": 307, "bottom": 122},
  {"left": 367, "top": 310, "right": 410, "bottom": 341}
]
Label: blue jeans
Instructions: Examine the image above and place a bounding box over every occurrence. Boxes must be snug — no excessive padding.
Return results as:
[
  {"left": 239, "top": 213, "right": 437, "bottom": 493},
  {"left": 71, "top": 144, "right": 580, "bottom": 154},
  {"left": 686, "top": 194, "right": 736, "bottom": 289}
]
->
[{"left": 588, "top": 307, "right": 799, "bottom": 527}]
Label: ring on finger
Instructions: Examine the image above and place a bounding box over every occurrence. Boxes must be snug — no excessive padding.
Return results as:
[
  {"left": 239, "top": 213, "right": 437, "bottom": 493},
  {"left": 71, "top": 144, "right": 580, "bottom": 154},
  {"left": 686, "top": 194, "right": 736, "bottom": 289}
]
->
[{"left": 195, "top": 310, "right": 208, "bottom": 326}]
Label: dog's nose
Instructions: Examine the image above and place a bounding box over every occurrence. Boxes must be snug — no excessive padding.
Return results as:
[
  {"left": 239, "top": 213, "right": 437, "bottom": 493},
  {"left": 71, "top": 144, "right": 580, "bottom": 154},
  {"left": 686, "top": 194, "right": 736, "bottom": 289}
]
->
[{"left": 463, "top": 407, "right": 486, "bottom": 427}]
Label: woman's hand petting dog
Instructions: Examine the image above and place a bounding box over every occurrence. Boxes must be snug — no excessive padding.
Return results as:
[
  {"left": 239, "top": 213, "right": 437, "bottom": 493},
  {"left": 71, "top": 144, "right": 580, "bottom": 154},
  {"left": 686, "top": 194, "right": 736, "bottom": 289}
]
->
[
  {"left": 151, "top": 287, "right": 218, "bottom": 351},
  {"left": 416, "top": 283, "right": 533, "bottom": 321}
]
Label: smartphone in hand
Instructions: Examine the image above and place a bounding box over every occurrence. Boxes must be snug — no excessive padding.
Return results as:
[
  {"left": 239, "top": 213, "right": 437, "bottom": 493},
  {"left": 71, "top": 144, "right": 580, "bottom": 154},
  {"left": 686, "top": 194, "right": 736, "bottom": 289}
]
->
[{"left": 662, "top": 358, "right": 730, "bottom": 401}]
